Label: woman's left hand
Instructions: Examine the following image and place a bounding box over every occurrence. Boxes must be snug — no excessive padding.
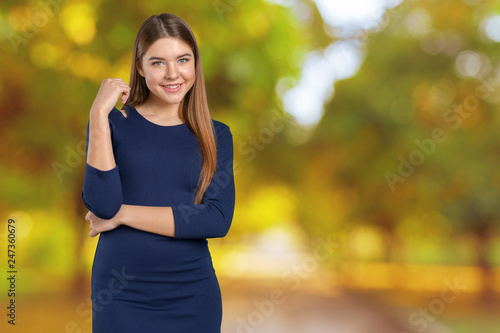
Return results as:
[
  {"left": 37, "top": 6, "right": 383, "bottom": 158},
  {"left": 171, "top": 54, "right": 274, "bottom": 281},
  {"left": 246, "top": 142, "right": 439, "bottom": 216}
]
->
[{"left": 85, "top": 210, "right": 121, "bottom": 237}]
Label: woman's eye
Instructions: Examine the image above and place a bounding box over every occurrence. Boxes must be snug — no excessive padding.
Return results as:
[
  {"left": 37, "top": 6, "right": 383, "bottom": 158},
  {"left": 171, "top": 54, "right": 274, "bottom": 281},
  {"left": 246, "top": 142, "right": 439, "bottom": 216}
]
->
[{"left": 152, "top": 60, "right": 188, "bottom": 66}]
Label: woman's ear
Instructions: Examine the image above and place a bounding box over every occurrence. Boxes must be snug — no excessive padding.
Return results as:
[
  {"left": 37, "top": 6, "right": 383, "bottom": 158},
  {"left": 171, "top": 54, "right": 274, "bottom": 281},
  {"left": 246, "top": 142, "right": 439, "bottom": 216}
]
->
[{"left": 136, "top": 60, "right": 144, "bottom": 77}]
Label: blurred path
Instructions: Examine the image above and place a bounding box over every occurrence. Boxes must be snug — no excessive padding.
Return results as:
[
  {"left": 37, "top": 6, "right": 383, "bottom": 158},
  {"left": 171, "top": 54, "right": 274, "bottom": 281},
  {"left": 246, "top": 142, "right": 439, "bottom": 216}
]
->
[
  {"left": 221, "top": 289, "right": 423, "bottom": 333},
  {"left": 4, "top": 280, "right": 499, "bottom": 332},
  {"left": 219, "top": 278, "right": 494, "bottom": 333}
]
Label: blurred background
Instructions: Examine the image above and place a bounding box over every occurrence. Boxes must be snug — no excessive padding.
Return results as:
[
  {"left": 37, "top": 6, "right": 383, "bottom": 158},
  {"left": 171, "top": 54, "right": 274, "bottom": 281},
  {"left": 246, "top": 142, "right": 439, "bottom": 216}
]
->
[{"left": 1, "top": 0, "right": 500, "bottom": 332}]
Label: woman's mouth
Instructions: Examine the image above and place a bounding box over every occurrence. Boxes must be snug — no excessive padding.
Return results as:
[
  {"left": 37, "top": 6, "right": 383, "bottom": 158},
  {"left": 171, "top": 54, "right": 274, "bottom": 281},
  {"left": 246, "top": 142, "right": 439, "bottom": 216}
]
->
[{"left": 161, "top": 83, "right": 183, "bottom": 92}]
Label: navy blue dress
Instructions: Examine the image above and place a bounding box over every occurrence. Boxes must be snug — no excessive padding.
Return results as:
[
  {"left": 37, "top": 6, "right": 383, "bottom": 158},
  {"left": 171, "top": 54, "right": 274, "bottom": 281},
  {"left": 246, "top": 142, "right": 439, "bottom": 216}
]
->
[{"left": 81, "top": 105, "right": 235, "bottom": 332}]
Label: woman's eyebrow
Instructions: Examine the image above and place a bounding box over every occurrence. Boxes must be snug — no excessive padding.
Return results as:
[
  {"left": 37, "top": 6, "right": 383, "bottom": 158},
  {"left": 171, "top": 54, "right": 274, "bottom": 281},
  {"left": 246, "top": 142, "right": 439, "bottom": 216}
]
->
[{"left": 148, "top": 53, "right": 193, "bottom": 61}]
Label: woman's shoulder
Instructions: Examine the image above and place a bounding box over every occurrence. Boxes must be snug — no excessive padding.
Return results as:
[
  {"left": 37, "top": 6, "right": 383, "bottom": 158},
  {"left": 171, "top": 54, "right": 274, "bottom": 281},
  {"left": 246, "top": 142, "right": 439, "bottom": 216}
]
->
[
  {"left": 211, "top": 119, "right": 231, "bottom": 133},
  {"left": 211, "top": 119, "right": 232, "bottom": 145},
  {"left": 105, "top": 107, "right": 129, "bottom": 131},
  {"left": 109, "top": 106, "right": 128, "bottom": 119}
]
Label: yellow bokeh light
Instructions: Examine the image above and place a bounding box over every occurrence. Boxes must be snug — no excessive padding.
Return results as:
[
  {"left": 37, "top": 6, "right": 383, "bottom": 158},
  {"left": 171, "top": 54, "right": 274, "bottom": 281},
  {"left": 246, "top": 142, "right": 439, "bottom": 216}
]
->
[
  {"left": 30, "top": 42, "right": 59, "bottom": 68},
  {"left": 237, "top": 184, "right": 297, "bottom": 230},
  {"left": 59, "top": 3, "right": 96, "bottom": 45},
  {"left": 7, "top": 6, "right": 29, "bottom": 32},
  {"left": 7, "top": 210, "right": 33, "bottom": 240},
  {"left": 244, "top": 12, "right": 269, "bottom": 39},
  {"left": 348, "top": 226, "right": 385, "bottom": 260},
  {"left": 65, "top": 51, "right": 109, "bottom": 81}
]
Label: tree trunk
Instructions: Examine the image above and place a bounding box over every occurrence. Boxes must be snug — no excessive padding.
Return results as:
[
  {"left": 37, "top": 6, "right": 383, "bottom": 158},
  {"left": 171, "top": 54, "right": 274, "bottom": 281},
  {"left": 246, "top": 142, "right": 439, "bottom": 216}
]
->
[
  {"left": 380, "top": 219, "right": 406, "bottom": 290},
  {"left": 475, "top": 223, "right": 494, "bottom": 304}
]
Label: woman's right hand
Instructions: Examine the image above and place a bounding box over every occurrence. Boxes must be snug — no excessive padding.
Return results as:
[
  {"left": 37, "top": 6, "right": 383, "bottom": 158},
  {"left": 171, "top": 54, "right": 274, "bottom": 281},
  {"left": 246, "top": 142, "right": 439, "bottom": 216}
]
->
[{"left": 90, "top": 78, "right": 131, "bottom": 117}]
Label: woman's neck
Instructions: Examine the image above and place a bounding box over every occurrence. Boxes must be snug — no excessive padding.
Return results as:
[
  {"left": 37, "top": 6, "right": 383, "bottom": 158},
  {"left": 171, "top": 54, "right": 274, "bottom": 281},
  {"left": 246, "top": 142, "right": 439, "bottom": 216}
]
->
[{"left": 139, "top": 97, "right": 182, "bottom": 121}]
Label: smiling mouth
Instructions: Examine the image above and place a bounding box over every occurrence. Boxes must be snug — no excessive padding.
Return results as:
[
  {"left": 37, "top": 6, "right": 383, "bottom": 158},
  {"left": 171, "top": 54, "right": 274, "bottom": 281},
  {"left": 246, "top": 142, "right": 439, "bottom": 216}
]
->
[{"left": 161, "top": 83, "right": 183, "bottom": 89}]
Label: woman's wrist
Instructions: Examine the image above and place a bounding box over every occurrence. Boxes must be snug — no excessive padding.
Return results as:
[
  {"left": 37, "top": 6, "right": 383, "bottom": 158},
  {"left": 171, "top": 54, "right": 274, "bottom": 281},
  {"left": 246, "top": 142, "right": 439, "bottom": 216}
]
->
[
  {"left": 113, "top": 205, "right": 128, "bottom": 227},
  {"left": 89, "top": 110, "right": 111, "bottom": 127}
]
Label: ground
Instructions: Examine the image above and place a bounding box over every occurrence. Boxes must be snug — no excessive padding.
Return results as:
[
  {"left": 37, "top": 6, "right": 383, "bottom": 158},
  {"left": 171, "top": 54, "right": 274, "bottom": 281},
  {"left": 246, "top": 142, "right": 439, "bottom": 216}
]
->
[{"left": 4, "top": 277, "right": 498, "bottom": 333}]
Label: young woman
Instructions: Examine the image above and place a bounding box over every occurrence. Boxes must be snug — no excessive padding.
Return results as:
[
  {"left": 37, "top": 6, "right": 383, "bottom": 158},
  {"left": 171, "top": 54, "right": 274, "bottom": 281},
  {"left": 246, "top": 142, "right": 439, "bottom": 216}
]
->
[{"left": 81, "top": 13, "right": 235, "bottom": 332}]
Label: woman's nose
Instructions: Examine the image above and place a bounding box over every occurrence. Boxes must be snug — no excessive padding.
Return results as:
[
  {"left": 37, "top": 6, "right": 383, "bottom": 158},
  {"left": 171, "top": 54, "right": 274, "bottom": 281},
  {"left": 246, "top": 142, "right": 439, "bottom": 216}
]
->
[{"left": 165, "top": 62, "right": 179, "bottom": 79}]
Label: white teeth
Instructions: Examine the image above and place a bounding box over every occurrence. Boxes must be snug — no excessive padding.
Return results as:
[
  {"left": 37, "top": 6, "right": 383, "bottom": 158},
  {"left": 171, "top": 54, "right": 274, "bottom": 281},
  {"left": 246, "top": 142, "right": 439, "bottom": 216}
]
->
[{"left": 163, "top": 84, "right": 181, "bottom": 89}]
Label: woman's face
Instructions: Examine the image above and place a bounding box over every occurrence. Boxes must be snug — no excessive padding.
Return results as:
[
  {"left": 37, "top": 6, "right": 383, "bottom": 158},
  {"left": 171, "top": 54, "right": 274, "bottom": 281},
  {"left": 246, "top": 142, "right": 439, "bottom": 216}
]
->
[{"left": 137, "top": 37, "right": 196, "bottom": 107}]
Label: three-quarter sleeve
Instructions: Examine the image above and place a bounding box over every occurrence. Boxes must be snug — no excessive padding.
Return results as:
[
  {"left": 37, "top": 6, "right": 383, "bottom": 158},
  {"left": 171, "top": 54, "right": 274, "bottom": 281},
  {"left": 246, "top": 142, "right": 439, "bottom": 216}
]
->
[
  {"left": 172, "top": 124, "right": 235, "bottom": 239},
  {"left": 81, "top": 119, "right": 123, "bottom": 220}
]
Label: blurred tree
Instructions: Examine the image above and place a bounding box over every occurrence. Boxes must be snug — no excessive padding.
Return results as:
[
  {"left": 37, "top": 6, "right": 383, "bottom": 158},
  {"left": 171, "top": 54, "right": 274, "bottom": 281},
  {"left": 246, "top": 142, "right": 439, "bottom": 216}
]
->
[
  {"left": 305, "top": 0, "right": 500, "bottom": 300},
  {"left": 0, "top": 0, "right": 323, "bottom": 294}
]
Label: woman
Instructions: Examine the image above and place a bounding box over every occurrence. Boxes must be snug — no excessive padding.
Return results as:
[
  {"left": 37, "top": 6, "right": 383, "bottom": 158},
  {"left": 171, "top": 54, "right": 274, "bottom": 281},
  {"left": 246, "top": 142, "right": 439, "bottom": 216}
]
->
[{"left": 81, "top": 12, "right": 235, "bottom": 332}]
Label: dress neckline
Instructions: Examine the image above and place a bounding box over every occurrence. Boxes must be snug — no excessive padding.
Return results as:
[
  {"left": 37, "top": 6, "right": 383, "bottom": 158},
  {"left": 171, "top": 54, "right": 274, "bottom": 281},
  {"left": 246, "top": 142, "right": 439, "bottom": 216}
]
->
[{"left": 128, "top": 105, "right": 187, "bottom": 128}]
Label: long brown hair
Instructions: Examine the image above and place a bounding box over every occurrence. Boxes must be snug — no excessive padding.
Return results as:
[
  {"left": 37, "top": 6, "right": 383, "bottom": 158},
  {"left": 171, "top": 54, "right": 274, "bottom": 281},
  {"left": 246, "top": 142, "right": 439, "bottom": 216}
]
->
[{"left": 124, "top": 13, "right": 217, "bottom": 204}]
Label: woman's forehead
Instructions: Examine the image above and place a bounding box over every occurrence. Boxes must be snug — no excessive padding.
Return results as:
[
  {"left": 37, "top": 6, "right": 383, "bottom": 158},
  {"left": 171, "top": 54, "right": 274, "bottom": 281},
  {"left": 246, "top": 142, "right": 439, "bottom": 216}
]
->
[{"left": 145, "top": 37, "right": 193, "bottom": 58}]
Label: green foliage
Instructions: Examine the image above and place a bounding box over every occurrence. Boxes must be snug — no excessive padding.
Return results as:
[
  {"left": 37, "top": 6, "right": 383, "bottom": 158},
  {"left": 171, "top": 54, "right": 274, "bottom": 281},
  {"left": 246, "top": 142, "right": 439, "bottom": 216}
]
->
[{"left": 1, "top": 0, "right": 500, "bottom": 299}]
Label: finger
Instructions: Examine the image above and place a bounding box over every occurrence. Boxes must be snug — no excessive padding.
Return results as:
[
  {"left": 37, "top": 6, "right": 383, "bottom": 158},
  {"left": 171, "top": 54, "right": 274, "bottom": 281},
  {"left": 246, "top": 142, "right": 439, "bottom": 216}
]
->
[
  {"left": 86, "top": 211, "right": 94, "bottom": 222},
  {"left": 122, "top": 86, "right": 130, "bottom": 103}
]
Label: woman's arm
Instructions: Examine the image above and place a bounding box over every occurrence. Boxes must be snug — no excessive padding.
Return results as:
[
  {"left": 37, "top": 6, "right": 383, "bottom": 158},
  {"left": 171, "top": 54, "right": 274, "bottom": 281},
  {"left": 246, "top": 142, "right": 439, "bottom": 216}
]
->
[
  {"left": 82, "top": 116, "right": 123, "bottom": 220},
  {"left": 171, "top": 124, "right": 235, "bottom": 239},
  {"left": 118, "top": 205, "right": 175, "bottom": 237},
  {"left": 86, "top": 204, "right": 175, "bottom": 237},
  {"left": 87, "top": 78, "right": 129, "bottom": 170},
  {"left": 82, "top": 79, "right": 130, "bottom": 220},
  {"left": 87, "top": 110, "right": 115, "bottom": 169}
]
